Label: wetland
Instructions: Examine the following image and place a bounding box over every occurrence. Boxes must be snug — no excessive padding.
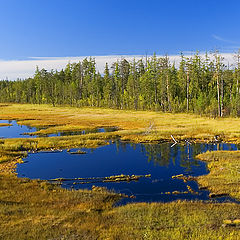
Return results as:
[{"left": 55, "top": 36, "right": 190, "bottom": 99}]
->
[
  {"left": 17, "top": 140, "right": 238, "bottom": 204},
  {"left": 1, "top": 117, "right": 238, "bottom": 203},
  {"left": 1, "top": 104, "right": 240, "bottom": 239}
]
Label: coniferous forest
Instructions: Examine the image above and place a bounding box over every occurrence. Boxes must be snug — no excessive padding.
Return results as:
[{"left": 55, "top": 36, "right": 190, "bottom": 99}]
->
[{"left": 1, "top": 51, "right": 240, "bottom": 117}]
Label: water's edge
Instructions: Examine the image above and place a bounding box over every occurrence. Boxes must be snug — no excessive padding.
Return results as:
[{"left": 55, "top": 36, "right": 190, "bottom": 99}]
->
[{"left": 0, "top": 119, "right": 238, "bottom": 204}]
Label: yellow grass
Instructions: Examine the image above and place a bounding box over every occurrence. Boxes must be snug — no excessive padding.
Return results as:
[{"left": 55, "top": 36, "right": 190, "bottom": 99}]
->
[
  {"left": 1, "top": 103, "right": 240, "bottom": 239},
  {"left": 0, "top": 123, "right": 12, "bottom": 127},
  {"left": 105, "top": 202, "right": 240, "bottom": 240},
  {"left": 2, "top": 103, "right": 240, "bottom": 144},
  {"left": 0, "top": 173, "right": 121, "bottom": 240},
  {"left": 196, "top": 151, "right": 240, "bottom": 200},
  {"left": 1, "top": 169, "right": 240, "bottom": 239}
]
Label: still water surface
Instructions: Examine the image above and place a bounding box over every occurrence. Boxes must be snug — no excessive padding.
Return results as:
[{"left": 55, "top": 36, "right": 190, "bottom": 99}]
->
[
  {"left": 0, "top": 120, "right": 117, "bottom": 138},
  {"left": 17, "top": 142, "right": 238, "bottom": 204},
  {"left": 1, "top": 120, "right": 238, "bottom": 203},
  {"left": 0, "top": 120, "right": 38, "bottom": 138}
]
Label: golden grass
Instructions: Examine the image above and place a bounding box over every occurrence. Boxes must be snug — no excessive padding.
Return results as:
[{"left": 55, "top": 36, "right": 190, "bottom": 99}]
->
[
  {"left": 196, "top": 151, "right": 240, "bottom": 200},
  {"left": 0, "top": 123, "right": 12, "bottom": 127},
  {"left": 1, "top": 103, "right": 240, "bottom": 239},
  {"left": 104, "top": 201, "right": 240, "bottom": 240},
  {"left": 1, "top": 167, "right": 240, "bottom": 239},
  {"left": 0, "top": 172, "right": 121, "bottom": 240},
  {"left": 2, "top": 103, "right": 240, "bottom": 143}
]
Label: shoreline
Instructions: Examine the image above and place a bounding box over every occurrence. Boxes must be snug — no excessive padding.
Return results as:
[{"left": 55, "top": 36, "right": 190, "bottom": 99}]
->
[{"left": 1, "top": 103, "right": 240, "bottom": 239}]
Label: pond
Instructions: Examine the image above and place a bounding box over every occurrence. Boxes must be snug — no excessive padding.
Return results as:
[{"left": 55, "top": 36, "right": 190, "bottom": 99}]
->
[
  {"left": 0, "top": 120, "right": 38, "bottom": 138},
  {"left": 46, "top": 127, "right": 118, "bottom": 137},
  {"left": 1, "top": 119, "right": 238, "bottom": 204},
  {"left": 0, "top": 120, "right": 118, "bottom": 138},
  {"left": 17, "top": 141, "right": 239, "bottom": 204}
]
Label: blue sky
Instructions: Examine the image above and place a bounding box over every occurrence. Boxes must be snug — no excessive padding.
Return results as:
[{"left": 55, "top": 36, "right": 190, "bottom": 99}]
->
[
  {"left": 0, "top": 0, "right": 240, "bottom": 59},
  {"left": 0, "top": 0, "right": 239, "bottom": 79}
]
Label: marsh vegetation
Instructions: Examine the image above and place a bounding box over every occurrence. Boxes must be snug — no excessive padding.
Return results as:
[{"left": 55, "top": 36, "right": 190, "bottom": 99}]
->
[{"left": 1, "top": 104, "right": 240, "bottom": 239}]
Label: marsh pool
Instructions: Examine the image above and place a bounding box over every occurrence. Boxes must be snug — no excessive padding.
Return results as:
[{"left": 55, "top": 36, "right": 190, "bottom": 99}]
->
[
  {"left": 0, "top": 120, "right": 238, "bottom": 203},
  {"left": 17, "top": 141, "right": 238, "bottom": 204}
]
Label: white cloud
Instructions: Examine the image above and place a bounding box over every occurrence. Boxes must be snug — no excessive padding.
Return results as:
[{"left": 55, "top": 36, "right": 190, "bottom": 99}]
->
[
  {"left": 0, "top": 53, "right": 237, "bottom": 80},
  {"left": 0, "top": 55, "right": 144, "bottom": 80},
  {"left": 212, "top": 34, "right": 240, "bottom": 45}
]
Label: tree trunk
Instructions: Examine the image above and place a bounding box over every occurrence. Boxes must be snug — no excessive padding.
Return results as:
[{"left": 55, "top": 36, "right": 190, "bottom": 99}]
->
[
  {"left": 186, "top": 70, "right": 190, "bottom": 112},
  {"left": 166, "top": 73, "right": 171, "bottom": 111},
  {"left": 216, "top": 74, "right": 221, "bottom": 117},
  {"left": 221, "top": 76, "right": 224, "bottom": 117},
  {"left": 154, "top": 76, "right": 158, "bottom": 107}
]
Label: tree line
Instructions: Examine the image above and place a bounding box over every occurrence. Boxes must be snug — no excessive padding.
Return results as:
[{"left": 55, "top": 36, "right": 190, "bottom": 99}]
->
[{"left": 0, "top": 51, "right": 240, "bottom": 117}]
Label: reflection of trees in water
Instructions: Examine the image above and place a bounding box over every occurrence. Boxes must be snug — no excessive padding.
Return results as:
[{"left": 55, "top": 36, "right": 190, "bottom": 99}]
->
[
  {"left": 114, "top": 141, "right": 239, "bottom": 172},
  {"left": 117, "top": 142, "right": 172, "bottom": 166},
  {"left": 179, "top": 144, "right": 201, "bottom": 172},
  {"left": 115, "top": 140, "right": 128, "bottom": 152},
  {"left": 139, "top": 143, "right": 205, "bottom": 172},
  {"left": 60, "top": 131, "right": 84, "bottom": 136},
  {"left": 143, "top": 144, "right": 171, "bottom": 166},
  {"left": 202, "top": 143, "right": 238, "bottom": 151}
]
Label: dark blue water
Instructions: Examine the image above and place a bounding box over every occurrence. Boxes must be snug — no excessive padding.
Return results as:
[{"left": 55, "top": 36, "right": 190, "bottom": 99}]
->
[
  {"left": 0, "top": 120, "right": 118, "bottom": 138},
  {"left": 0, "top": 120, "right": 38, "bottom": 138},
  {"left": 17, "top": 141, "right": 239, "bottom": 203},
  {"left": 47, "top": 127, "right": 118, "bottom": 137},
  {"left": 2, "top": 119, "right": 237, "bottom": 203}
]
